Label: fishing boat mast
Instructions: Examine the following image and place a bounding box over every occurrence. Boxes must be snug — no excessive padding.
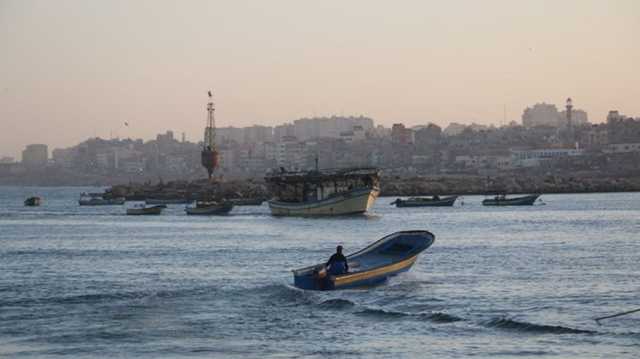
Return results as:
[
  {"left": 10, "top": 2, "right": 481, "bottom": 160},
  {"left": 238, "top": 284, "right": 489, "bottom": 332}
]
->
[{"left": 201, "top": 91, "right": 219, "bottom": 179}]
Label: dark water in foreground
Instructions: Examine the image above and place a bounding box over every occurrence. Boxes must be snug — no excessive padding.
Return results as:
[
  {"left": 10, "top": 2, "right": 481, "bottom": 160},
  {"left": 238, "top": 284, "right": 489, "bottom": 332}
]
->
[{"left": 1, "top": 187, "right": 639, "bottom": 358}]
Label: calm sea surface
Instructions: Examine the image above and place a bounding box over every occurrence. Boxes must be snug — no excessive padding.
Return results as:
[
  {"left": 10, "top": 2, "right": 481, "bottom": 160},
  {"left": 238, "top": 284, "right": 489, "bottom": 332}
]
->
[{"left": 1, "top": 187, "right": 639, "bottom": 358}]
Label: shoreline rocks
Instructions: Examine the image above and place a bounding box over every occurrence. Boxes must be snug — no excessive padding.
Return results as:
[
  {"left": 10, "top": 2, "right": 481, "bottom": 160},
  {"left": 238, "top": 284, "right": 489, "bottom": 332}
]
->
[{"left": 99, "top": 173, "right": 640, "bottom": 200}]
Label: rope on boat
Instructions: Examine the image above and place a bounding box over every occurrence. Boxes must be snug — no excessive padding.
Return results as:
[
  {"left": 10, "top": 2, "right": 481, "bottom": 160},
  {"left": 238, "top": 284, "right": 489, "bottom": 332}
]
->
[{"left": 595, "top": 308, "right": 640, "bottom": 324}]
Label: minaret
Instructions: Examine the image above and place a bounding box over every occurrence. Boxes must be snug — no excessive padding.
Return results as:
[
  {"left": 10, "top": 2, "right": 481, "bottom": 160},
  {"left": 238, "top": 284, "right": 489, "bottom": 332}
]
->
[
  {"left": 201, "top": 91, "right": 219, "bottom": 179},
  {"left": 565, "top": 97, "right": 576, "bottom": 148}
]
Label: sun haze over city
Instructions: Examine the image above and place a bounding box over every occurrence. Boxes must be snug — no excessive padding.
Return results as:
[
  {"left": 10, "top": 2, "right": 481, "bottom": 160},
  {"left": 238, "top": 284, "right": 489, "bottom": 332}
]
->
[{"left": 1, "top": 0, "right": 639, "bottom": 158}]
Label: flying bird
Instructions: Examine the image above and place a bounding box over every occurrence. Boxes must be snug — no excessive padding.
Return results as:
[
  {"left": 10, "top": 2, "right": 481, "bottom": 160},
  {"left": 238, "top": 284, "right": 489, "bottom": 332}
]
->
[
  {"left": 124, "top": 122, "right": 129, "bottom": 127},
  {"left": 208, "top": 90, "right": 212, "bottom": 98}
]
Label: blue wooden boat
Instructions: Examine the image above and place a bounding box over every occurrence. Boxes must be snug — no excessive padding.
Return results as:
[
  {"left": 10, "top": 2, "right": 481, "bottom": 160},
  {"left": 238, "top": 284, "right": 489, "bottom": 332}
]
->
[
  {"left": 482, "top": 194, "right": 540, "bottom": 206},
  {"left": 292, "top": 230, "right": 435, "bottom": 290}
]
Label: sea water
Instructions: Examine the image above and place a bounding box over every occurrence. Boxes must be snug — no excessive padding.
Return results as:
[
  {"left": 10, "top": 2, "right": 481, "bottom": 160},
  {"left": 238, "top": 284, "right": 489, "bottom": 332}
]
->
[{"left": 1, "top": 187, "right": 639, "bottom": 358}]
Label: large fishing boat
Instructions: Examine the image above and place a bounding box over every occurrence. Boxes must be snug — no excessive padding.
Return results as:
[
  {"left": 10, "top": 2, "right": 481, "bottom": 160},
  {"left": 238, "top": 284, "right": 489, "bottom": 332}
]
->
[{"left": 265, "top": 167, "right": 380, "bottom": 216}]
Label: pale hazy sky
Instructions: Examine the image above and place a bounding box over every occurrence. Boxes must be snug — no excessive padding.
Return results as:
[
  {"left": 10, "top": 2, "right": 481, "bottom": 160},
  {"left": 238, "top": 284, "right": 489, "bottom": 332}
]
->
[{"left": 1, "top": 0, "right": 639, "bottom": 158}]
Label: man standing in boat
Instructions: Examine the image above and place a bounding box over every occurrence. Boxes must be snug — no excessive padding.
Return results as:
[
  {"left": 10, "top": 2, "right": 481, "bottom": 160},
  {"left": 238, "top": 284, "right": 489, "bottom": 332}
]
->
[{"left": 326, "top": 245, "right": 349, "bottom": 275}]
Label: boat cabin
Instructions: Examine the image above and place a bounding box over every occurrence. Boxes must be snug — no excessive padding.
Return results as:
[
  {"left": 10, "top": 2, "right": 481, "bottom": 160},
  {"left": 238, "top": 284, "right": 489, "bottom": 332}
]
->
[{"left": 265, "top": 167, "right": 380, "bottom": 203}]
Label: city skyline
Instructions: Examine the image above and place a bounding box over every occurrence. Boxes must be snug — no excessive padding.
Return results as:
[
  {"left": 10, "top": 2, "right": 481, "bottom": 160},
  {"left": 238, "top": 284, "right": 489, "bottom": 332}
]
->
[{"left": 2, "top": 0, "right": 639, "bottom": 158}]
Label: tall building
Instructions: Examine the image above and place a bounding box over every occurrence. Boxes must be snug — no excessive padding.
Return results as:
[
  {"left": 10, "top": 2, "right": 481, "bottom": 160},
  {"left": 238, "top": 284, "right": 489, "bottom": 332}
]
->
[
  {"left": 292, "top": 116, "right": 374, "bottom": 141},
  {"left": 217, "top": 127, "right": 244, "bottom": 144},
  {"left": 21, "top": 144, "right": 48, "bottom": 167},
  {"left": 274, "top": 123, "right": 295, "bottom": 142},
  {"left": 244, "top": 125, "right": 274, "bottom": 144},
  {"left": 391, "top": 123, "right": 414, "bottom": 145},
  {"left": 522, "top": 103, "right": 560, "bottom": 128}
]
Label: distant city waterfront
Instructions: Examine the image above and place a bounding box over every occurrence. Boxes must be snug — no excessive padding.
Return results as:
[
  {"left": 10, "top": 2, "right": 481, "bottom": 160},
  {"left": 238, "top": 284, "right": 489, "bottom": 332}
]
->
[{"left": 2, "top": 102, "right": 640, "bottom": 190}]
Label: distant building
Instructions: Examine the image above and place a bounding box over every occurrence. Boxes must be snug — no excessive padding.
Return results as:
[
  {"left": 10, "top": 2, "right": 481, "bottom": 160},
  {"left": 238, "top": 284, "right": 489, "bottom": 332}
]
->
[
  {"left": 52, "top": 148, "right": 73, "bottom": 167},
  {"left": 391, "top": 123, "right": 414, "bottom": 144},
  {"left": 274, "top": 123, "right": 295, "bottom": 142},
  {"left": 292, "top": 115, "right": 374, "bottom": 141},
  {"left": 443, "top": 122, "right": 488, "bottom": 136},
  {"left": 455, "top": 155, "right": 512, "bottom": 170},
  {"left": 603, "top": 143, "right": 640, "bottom": 154},
  {"left": 522, "top": 101, "right": 588, "bottom": 129},
  {"left": 243, "top": 125, "right": 274, "bottom": 144},
  {"left": 559, "top": 109, "right": 588, "bottom": 127},
  {"left": 0, "top": 156, "right": 15, "bottom": 164},
  {"left": 522, "top": 103, "right": 560, "bottom": 128},
  {"left": 276, "top": 137, "right": 305, "bottom": 170},
  {"left": 21, "top": 144, "right": 48, "bottom": 167},
  {"left": 607, "top": 110, "right": 640, "bottom": 144},
  {"left": 217, "top": 127, "right": 244, "bottom": 144},
  {"left": 510, "top": 148, "right": 583, "bottom": 167},
  {"left": 443, "top": 122, "right": 468, "bottom": 136},
  {"left": 580, "top": 124, "right": 608, "bottom": 148},
  {"left": 414, "top": 124, "right": 442, "bottom": 149}
]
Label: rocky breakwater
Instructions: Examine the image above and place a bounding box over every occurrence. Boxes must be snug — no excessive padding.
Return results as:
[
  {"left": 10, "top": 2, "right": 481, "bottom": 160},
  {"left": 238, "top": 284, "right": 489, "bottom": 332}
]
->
[
  {"left": 380, "top": 173, "right": 640, "bottom": 196},
  {"left": 107, "top": 179, "right": 269, "bottom": 201}
]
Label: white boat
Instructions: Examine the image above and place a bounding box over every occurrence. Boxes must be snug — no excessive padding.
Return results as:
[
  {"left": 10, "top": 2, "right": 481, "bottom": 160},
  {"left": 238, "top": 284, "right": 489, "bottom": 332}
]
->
[
  {"left": 78, "top": 193, "right": 125, "bottom": 206},
  {"left": 265, "top": 167, "right": 380, "bottom": 216}
]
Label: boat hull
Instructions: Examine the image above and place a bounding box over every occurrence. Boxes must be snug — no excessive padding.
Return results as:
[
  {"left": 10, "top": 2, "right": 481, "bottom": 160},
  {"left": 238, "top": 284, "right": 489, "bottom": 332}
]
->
[
  {"left": 185, "top": 203, "right": 233, "bottom": 215},
  {"left": 126, "top": 206, "right": 163, "bottom": 215},
  {"left": 395, "top": 196, "right": 457, "bottom": 207},
  {"left": 293, "top": 230, "right": 435, "bottom": 290},
  {"left": 268, "top": 187, "right": 379, "bottom": 216},
  {"left": 145, "top": 198, "right": 192, "bottom": 205},
  {"left": 482, "top": 194, "right": 540, "bottom": 206},
  {"left": 79, "top": 198, "right": 126, "bottom": 206}
]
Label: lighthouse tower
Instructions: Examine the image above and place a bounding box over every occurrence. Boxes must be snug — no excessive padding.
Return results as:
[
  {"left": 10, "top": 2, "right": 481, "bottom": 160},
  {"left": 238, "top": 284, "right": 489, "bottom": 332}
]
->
[{"left": 201, "top": 91, "right": 219, "bottom": 179}]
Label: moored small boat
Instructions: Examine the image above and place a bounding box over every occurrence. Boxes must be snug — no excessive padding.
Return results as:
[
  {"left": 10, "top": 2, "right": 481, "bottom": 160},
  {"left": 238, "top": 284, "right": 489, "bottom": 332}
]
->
[
  {"left": 79, "top": 193, "right": 125, "bottom": 206},
  {"left": 482, "top": 194, "right": 540, "bottom": 206},
  {"left": 185, "top": 201, "right": 233, "bottom": 215},
  {"left": 24, "top": 196, "right": 42, "bottom": 207},
  {"left": 126, "top": 205, "right": 164, "bottom": 215},
  {"left": 293, "top": 230, "right": 435, "bottom": 290},
  {"left": 392, "top": 195, "right": 457, "bottom": 207}
]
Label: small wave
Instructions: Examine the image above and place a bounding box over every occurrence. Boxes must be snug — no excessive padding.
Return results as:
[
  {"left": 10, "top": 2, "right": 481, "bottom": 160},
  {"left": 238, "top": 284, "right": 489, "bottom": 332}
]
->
[
  {"left": 485, "top": 317, "right": 595, "bottom": 334},
  {"left": 356, "top": 308, "right": 409, "bottom": 318},
  {"left": 0, "top": 286, "right": 218, "bottom": 308},
  {"left": 319, "top": 298, "right": 356, "bottom": 308},
  {"left": 421, "top": 312, "right": 463, "bottom": 323},
  {"left": 356, "top": 308, "right": 463, "bottom": 323}
]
